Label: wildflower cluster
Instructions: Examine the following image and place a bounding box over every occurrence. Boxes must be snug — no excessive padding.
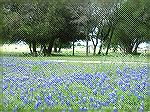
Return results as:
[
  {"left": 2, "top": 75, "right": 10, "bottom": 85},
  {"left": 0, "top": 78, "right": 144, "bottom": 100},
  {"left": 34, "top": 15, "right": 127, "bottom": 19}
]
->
[{"left": 1, "top": 57, "right": 149, "bottom": 111}]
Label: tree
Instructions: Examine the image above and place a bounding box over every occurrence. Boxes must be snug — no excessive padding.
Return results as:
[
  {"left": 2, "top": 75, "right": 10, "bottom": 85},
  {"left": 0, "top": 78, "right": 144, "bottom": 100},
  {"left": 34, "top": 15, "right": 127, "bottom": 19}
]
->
[
  {"left": 105, "top": 2, "right": 121, "bottom": 55},
  {"left": 1, "top": 0, "right": 66, "bottom": 56},
  {"left": 2, "top": 0, "right": 148, "bottom": 56},
  {"left": 69, "top": 1, "right": 95, "bottom": 56},
  {"left": 113, "top": 0, "right": 150, "bottom": 54}
]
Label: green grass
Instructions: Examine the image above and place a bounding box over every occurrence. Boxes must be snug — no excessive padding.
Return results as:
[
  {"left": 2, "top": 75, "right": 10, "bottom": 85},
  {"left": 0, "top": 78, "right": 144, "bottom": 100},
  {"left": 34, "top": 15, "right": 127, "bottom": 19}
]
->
[
  {"left": 1, "top": 52, "right": 149, "bottom": 64},
  {"left": 1, "top": 51, "right": 149, "bottom": 112}
]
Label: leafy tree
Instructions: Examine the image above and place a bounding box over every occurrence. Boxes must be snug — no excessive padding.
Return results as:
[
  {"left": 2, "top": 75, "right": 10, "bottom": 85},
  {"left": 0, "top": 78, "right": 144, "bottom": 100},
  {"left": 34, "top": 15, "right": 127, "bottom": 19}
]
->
[
  {"left": 113, "top": 0, "right": 150, "bottom": 54},
  {"left": 69, "top": 0, "right": 95, "bottom": 56},
  {"left": 1, "top": 0, "right": 149, "bottom": 56},
  {"left": 1, "top": 0, "right": 65, "bottom": 56}
]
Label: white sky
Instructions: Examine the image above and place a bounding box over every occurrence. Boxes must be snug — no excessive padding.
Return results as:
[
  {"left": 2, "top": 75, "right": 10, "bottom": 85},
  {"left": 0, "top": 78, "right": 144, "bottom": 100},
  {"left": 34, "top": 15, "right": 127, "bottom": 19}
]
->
[
  {"left": 1, "top": 41, "right": 149, "bottom": 52},
  {"left": 76, "top": 41, "right": 149, "bottom": 48}
]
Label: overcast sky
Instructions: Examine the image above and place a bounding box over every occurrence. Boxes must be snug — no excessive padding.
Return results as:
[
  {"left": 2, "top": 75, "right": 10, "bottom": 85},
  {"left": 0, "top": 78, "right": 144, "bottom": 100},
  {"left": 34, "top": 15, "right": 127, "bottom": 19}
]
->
[{"left": 2, "top": 40, "right": 149, "bottom": 53}]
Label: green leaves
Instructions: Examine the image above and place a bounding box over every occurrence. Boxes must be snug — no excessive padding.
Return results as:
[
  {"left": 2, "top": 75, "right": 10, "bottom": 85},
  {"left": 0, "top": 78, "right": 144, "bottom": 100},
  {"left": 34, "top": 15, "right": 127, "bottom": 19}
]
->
[
  {"left": 1, "top": 0, "right": 149, "bottom": 55},
  {"left": 113, "top": 0, "right": 149, "bottom": 54}
]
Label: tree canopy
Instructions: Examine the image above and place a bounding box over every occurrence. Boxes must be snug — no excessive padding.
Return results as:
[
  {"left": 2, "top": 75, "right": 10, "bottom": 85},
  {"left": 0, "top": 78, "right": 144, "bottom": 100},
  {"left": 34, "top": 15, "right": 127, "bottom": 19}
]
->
[{"left": 1, "top": 0, "right": 149, "bottom": 56}]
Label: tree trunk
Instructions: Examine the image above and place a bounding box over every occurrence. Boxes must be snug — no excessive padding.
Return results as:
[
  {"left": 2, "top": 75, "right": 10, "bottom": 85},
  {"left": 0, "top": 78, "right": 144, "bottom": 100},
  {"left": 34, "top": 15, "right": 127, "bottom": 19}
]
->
[
  {"left": 48, "top": 39, "right": 55, "bottom": 55},
  {"left": 48, "top": 43, "right": 53, "bottom": 55},
  {"left": 40, "top": 44, "right": 43, "bottom": 53},
  {"left": 98, "top": 42, "right": 103, "bottom": 55},
  {"left": 54, "top": 46, "right": 57, "bottom": 53},
  {"left": 93, "top": 45, "right": 96, "bottom": 56},
  {"left": 133, "top": 46, "right": 138, "bottom": 54},
  {"left": 58, "top": 47, "right": 61, "bottom": 53},
  {"left": 105, "top": 27, "right": 114, "bottom": 55},
  {"left": 32, "top": 41, "right": 37, "bottom": 56},
  {"left": 86, "top": 38, "right": 88, "bottom": 56},
  {"left": 53, "top": 39, "right": 58, "bottom": 53},
  {"left": 125, "top": 46, "right": 133, "bottom": 54},
  {"left": 58, "top": 41, "right": 62, "bottom": 53},
  {"left": 113, "top": 48, "right": 116, "bottom": 52},
  {"left": 57, "top": 38, "right": 62, "bottom": 53},
  {"left": 58, "top": 45, "right": 62, "bottom": 53},
  {"left": 29, "top": 42, "right": 32, "bottom": 54},
  {"left": 91, "top": 36, "right": 98, "bottom": 56},
  {"left": 133, "top": 42, "right": 140, "bottom": 54},
  {"left": 42, "top": 44, "right": 47, "bottom": 56},
  {"left": 73, "top": 38, "right": 75, "bottom": 56}
]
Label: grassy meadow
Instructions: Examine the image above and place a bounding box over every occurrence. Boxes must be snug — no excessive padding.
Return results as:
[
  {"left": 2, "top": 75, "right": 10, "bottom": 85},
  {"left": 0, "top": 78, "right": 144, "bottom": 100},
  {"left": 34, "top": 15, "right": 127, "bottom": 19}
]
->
[{"left": 0, "top": 51, "right": 150, "bottom": 112}]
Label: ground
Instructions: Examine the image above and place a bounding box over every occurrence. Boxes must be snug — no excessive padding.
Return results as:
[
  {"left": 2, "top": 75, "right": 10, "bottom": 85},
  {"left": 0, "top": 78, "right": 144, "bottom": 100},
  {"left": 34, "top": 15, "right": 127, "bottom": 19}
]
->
[{"left": 0, "top": 52, "right": 150, "bottom": 112}]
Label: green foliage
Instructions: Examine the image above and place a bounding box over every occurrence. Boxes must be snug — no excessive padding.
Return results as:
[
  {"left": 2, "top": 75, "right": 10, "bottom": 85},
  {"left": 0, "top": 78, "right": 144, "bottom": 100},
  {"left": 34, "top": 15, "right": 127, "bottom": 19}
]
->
[
  {"left": 113, "top": 0, "right": 150, "bottom": 53},
  {"left": 1, "top": 0, "right": 149, "bottom": 55}
]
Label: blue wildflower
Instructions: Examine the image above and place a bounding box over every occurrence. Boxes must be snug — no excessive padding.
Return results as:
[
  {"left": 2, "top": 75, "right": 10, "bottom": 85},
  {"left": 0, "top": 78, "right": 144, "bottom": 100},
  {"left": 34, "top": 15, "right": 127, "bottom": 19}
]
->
[
  {"left": 111, "top": 99, "right": 117, "bottom": 104},
  {"left": 93, "top": 89, "right": 97, "bottom": 95},
  {"left": 93, "top": 103, "right": 98, "bottom": 109},
  {"left": 3, "top": 84, "right": 8, "bottom": 91},
  {"left": 66, "top": 100, "right": 70, "bottom": 107},
  {"left": 69, "top": 108, "right": 74, "bottom": 112},
  {"left": 101, "top": 90, "right": 105, "bottom": 95},
  {"left": 37, "top": 95, "right": 42, "bottom": 102},
  {"left": 47, "top": 93, "right": 52, "bottom": 100},
  {"left": 13, "top": 105, "right": 18, "bottom": 112},
  {"left": 41, "top": 108, "right": 45, "bottom": 112},
  {"left": 138, "top": 96, "right": 144, "bottom": 100},
  {"left": 116, "top": 68, "right": 122, "bottom": 76},
  {"left": 77, "top": 92, "right": 82, "bottom": 98},
  {"left": 120, "top": 95, "right": 124, "bottom": 101},
  {"left": 79, "top": 107, "right": 87, "bottom": 111},
  {"left": 61, "top": 99, "right": 65, "bottom": 105},
  {"left": 95, "top": 72, "right": 101, "bottom": 78},
  {"left": 89, "top": 82, "right": 94, "bottom": 89},
  {"left": 125, "top": 83, "right": 130, "bottom": 88},
  {"left": 118, "top": 79, "right": 123, "bottom": 86},
  {"left": 89, "top": 97, "right": 94, "bottom": 102},
  {"left": 34, "top": 101, "right": 41, "bottom": 110},
  {"left": 113, "top": 107, "right": 118, "bottom": 112},
  {"left": 98, "top": 79, "right": 104, "bottom": 86},
  {"left": 82, "top": 97, "right": 87, "bottom": 103},
  {"left": 62, "top": 108, "right": 67, "bottom": 112},
  {"left": 120, "top": 85, "right": 127, "bottom": 92},
  {"left": 44, "top": 96, "right": 50, "bottom": 106},
  {"left": 103, "top": 101, "right": 110, "bottom": 106},
  {"left": 138, "top": 105, "right": 144, "bottom": 112},
  {"left": 22, "top": 96, "right": 28, "bottom": 104}
]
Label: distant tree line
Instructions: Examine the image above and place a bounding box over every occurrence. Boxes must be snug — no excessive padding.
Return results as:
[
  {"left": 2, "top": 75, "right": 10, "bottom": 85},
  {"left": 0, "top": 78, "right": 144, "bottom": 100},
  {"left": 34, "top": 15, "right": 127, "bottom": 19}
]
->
[{"left": 0, "top": 0, "right": 150, "bottom": 56}]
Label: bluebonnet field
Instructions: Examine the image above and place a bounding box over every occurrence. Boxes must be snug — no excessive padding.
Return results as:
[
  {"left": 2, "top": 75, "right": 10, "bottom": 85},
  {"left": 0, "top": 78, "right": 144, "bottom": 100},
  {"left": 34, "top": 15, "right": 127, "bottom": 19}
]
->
[{"left": 1, "top": 57, "right": 150, "bottom": 112}]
